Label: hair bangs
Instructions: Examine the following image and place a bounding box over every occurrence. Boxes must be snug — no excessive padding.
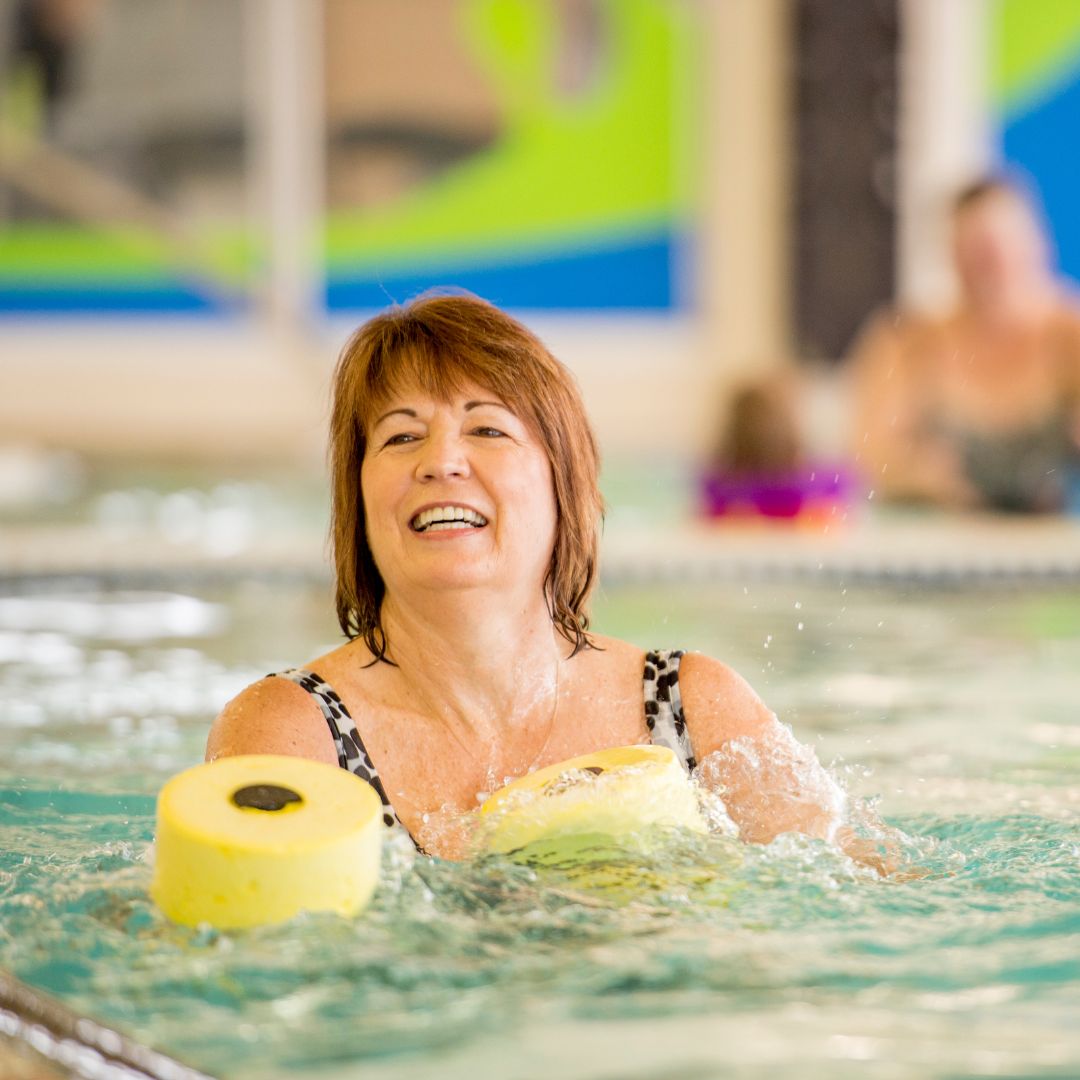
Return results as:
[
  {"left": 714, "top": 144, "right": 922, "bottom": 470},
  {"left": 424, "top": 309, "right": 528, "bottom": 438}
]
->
[{"left": 359, "top": 327, "right": 528, "bottom": 438}]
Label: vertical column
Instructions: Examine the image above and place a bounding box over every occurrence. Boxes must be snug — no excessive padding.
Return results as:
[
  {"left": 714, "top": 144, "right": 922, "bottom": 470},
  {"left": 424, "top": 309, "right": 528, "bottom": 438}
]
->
[
  {"left": 790, "top": 0, "right": 900, "bottom": 361},
  {"left": 245, "top": 0, "right": 325, "bottom": 333},
  {"left": 700, "top": 0, "right": 792, "bottom": 375},
  {"left": 897, "top": 0, "right": 991, "bottom": 311}
]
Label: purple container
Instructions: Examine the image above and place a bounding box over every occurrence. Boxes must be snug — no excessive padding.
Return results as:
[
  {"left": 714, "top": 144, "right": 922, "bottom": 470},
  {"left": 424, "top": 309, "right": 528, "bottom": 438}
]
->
[{"left": 700, "top": 465, "right": 853, "bottom": 519}]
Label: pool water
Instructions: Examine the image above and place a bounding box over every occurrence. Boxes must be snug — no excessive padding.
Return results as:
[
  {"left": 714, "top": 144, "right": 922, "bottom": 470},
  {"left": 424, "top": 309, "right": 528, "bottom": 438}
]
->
[{"left": 1, "top": 579, "right": 1079, "bottom": 1079}]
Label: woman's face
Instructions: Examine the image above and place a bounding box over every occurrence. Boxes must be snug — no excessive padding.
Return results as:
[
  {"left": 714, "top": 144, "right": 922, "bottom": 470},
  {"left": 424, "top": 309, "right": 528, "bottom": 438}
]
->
[{"left": 360, "top": 382, "right": 558, "bottom": 604}]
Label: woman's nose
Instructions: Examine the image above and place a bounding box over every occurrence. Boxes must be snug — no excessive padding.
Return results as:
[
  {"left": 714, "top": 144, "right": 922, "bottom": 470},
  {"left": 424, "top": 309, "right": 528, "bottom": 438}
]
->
[{"left": 415, "top": 431, "right": 470, "bottom": 481}]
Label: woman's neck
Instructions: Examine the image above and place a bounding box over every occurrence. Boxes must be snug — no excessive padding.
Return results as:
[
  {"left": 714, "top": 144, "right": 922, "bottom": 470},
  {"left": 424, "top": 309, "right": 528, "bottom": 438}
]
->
[{"left": 377, "top": 589, "right": 565, "bottom": 740}]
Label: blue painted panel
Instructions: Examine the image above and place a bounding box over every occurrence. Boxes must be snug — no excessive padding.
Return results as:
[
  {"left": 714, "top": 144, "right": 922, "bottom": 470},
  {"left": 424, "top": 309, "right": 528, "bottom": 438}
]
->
[
  {"left": 1001, "top": 66, "right": 1080, "bottom": 284},
  {"left": 326, "top": 232, "right": 682, "bottom": 312},
  {"left": 0, "top": 285, "right": 240, "bottom": 316},
  {"left": 0, "top": 235, "right": 682, "bottom": 315}
]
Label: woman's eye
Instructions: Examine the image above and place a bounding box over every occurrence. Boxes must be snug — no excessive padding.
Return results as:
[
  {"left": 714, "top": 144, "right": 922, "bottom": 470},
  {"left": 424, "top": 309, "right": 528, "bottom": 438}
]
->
[
  {"left": 384, "top": 432, "right": 418, "bottom": 446},
  {"left": 472, "top": 426, "right": 505, "bottom": 438}
]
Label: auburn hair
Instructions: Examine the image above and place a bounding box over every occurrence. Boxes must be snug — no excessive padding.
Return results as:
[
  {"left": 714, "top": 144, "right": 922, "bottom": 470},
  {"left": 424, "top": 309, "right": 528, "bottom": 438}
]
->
[{"left": 328, "top": 292, "right": 604, "bottom": 660}]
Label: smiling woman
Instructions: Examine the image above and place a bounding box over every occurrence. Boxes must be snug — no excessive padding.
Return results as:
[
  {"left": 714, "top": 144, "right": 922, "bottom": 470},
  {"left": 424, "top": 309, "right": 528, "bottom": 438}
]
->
[
  {"left": 331, "top": 293, "right": 603, "bottom": 660},
  {"left": 206, "top": 292, "right": 892, "bottom": 865}
]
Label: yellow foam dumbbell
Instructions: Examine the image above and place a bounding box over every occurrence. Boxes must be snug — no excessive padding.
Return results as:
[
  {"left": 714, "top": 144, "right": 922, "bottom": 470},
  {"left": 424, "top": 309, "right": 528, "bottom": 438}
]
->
[{"left": 152, "top": 755, "right": 382, "bottom": 929}]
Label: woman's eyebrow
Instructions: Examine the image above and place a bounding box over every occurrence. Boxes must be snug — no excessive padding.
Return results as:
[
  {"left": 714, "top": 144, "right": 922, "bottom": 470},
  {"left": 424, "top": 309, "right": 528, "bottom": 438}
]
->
[
  {"left": 372, "top": 407, "right": 418, "bottom": 428},
  {"left": 372, "top": 401, "right": 507, "bottom": 428}
]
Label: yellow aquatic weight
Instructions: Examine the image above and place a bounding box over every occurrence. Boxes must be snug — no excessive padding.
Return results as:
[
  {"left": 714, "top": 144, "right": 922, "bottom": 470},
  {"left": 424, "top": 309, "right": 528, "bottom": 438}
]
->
[
  {"left": 479, "top": 744, "right": 708, "bottom": 856},
  {"left": 151, "top": 755, "right": 382, "bottom": 929}
]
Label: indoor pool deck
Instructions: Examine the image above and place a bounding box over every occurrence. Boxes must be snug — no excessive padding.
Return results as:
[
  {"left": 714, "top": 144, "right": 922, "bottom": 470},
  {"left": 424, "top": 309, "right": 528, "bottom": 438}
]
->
[{"left": 3, "top": 513, "right": 1080, "bottom": 588}]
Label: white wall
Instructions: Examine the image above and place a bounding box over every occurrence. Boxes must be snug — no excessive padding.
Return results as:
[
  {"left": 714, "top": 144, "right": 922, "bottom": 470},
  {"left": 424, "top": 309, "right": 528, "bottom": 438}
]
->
[
  {"left": 0, "top": 314, "right": 710, "bottom": 465},
  {"left": 897, "top": 0, "right": 992, "bottom": 312}
]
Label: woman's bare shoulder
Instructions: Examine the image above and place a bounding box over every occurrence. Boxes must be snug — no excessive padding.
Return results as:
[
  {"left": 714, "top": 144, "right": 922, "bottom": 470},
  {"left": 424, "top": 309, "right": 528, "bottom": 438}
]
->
[
  {"left": 205, "top": 674, "right": 339, "bottom": 766},
  {"left": 303, "top": 637, "right": 379, "bottom": 687},
  {"left": 676, "top": 651, "right": 777, "bottom": 754},
  {"left": 578, "top": 642, "right": 776, "bottom": 752},
  {"left": 565, "top": 634, "right": 648, "bottom": 699},
  {"left": 578, "top": 633, "right": 646, "bottom": 663}
]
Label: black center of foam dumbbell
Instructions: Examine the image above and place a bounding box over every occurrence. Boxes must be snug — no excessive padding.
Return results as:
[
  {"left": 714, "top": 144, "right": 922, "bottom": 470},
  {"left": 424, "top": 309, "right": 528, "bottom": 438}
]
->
[{"left": 231, "top": 784, "right": 304, "bottom": 812}]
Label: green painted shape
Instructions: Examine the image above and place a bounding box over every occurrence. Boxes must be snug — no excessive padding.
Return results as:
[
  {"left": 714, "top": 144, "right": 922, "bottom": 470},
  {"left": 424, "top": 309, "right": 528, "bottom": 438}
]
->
[
  {"left": 991, "top": 0, "right": 1080, "bottom": 109},
  {"left": 0, "top": 226, "right": 185, "bottom": 282},
  {"left": 0, "top": 225, "right": 257, "bottom": 285},
  {"left": 325, "top": 0, "right": 695, "bottom": 268}
]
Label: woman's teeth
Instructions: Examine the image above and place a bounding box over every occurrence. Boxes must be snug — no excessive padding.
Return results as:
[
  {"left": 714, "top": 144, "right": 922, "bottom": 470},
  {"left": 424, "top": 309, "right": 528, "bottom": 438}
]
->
[{"left": 412, "top": 506, "right": 489, "bottom": 531}]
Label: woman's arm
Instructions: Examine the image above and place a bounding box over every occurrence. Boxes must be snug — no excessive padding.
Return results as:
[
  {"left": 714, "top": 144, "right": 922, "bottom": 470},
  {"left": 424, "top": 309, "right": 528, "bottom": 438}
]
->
[
  {"left": 679, "top": 654, "right": 842, "bottom": 843},
  {"left": 679, "top": 653, "right": 902, "bottom": 874},
  {"left": 205, "top": 677, "right": 339, "bottom": 765}
]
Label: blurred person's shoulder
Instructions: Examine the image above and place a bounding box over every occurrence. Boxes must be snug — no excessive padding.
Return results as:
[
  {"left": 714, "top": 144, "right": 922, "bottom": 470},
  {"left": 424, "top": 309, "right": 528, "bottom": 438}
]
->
[
  {"left": 1048, "top": 284, "right": 1080, "bottom": 337},
  {"left": 1045, "top": 290, "right": 1080, "bottom": 392},
  {"left": 850, "top": 303, "right": 941, "bottom": 365}
]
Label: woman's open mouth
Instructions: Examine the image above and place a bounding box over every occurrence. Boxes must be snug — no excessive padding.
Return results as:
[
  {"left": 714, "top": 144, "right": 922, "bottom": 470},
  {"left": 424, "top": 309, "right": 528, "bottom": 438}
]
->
[{"left": 410, "top": 506, "right": 489, "bottom": 533}]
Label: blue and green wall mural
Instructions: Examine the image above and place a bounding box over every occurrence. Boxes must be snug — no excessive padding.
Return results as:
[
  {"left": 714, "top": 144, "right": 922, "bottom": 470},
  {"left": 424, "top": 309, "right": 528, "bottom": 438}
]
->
[
  {"left": 0, "top": 0, "right": 695, "bottom": 316},
  {"left": 992, "top": 0, "right": 1080, "bottom": 284},
  {"left": 0, "top": 0, "right": 252, "bottom": 316},
  {"left": 324, "top": 0, "right": 696, "bottom": 312}
]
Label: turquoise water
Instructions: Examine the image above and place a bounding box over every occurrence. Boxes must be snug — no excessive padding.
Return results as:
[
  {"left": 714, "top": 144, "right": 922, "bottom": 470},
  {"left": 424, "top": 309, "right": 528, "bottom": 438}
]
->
[{"left": 1, "top": 580, "right": 1079, "bottom": 1078}]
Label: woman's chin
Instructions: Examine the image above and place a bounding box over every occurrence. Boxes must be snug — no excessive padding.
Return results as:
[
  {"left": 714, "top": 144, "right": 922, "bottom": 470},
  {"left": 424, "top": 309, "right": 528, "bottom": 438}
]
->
[{"left": 403, "top": 564, "right": 498, "bottom": 594}]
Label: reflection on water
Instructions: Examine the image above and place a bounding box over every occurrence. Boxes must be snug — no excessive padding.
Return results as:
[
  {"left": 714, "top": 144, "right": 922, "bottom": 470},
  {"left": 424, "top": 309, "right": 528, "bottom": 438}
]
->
[
  {"left": 0, "top": 591, "right": 227, "bottom": 640},
  {"left": 1, "top": 581, "right": 1079, "bottom": 1078}
]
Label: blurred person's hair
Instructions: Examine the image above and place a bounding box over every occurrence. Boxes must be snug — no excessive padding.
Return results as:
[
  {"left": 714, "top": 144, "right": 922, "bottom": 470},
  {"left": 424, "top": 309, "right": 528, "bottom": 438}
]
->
[
  {"left": 329, "top": 290, "right": 604, "bottom": 660},
  {"left": 951, "top": 172, "right": 1043, "bottom": 218},
  {"left": 953, "top": 176, "right": 1012, "bottom": 213},
  {"left": 715, "top": 377, "right": 802, "bottom": 475}
]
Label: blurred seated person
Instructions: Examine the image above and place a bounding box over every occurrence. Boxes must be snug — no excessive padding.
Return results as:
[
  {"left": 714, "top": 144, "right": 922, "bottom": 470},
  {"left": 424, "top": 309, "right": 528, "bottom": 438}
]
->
[
  {"left": 718, "top": 376, "right": 802, "bottom": 475},
  {"left": 701, "top": 373, "right": 850, "bottom": 521},
  {"left": 851, "top": 176, "right": 1080, "bottom": 513}
]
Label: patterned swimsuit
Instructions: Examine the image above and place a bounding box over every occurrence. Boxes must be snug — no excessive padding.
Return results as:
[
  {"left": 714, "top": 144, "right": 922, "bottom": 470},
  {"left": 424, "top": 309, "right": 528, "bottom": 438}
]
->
[{"left": 272, "top": 648, "right": 695, "bottom": 851}]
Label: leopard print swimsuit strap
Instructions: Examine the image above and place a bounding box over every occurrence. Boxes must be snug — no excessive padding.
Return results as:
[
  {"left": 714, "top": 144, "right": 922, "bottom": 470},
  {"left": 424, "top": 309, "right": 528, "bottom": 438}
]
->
[
  {"left": 270, "top": 667, "right": 420, "bottom": 848},
  {"left": 643, "top": 649, "right": 698, "bottom": 773}
]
